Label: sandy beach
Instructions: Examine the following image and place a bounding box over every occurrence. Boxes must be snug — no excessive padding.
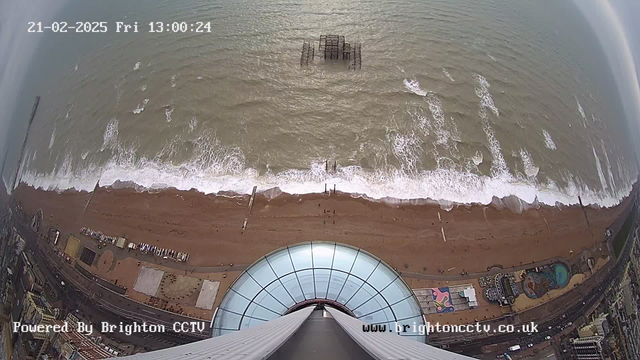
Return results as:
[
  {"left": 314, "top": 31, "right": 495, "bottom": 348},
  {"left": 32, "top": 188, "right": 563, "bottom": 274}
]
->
[{"left": 12, "top": 184, "right": 631, "bottom": 275}]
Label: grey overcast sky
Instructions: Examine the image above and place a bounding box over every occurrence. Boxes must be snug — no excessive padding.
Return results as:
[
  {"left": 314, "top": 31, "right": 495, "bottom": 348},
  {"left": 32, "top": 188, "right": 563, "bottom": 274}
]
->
[{"left": 1, "top": 0, "right": 639, "bottom": 185}]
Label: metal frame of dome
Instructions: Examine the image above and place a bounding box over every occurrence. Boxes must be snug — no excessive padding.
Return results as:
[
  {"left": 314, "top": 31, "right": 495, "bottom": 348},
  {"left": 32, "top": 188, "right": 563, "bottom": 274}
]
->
[{"left": 212, "top": 241, "right": 426, "bottom": 342}]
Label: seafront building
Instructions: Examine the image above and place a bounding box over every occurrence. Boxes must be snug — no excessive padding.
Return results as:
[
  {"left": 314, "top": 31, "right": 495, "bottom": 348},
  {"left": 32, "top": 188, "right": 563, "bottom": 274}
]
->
[{"left": 570, "top": 336, "right": 606, "bottom": 360}]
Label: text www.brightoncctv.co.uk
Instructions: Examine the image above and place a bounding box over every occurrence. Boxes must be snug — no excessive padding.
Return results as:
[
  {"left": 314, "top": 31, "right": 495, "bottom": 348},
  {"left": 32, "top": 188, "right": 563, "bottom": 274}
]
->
[{"left": 362, "top": 321, "right": 539, "bottom": 336}]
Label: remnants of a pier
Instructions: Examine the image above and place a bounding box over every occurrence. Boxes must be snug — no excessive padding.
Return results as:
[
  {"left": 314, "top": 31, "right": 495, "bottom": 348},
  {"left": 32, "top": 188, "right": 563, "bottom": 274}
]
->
[{"left": 301, "top": 35, "right": 362, "bottom": 70}]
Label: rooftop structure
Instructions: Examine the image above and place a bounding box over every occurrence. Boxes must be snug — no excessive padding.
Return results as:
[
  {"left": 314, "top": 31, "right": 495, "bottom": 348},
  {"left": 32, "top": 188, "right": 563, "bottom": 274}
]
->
[
  {"left": 414, "top": 284, "right": 478, "bottom": 314},
  {"left": 571, "top": 335, "right": 606, "bottom": 360},
  {"left": 212, "top": 242, "right": 426, "bottom": 341}
]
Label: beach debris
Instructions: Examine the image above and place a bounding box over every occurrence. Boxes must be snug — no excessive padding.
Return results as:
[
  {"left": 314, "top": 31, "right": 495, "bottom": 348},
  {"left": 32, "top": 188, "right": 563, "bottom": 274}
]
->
[{"left": 437, "top": 212, "right": 447, "bottom": 242}]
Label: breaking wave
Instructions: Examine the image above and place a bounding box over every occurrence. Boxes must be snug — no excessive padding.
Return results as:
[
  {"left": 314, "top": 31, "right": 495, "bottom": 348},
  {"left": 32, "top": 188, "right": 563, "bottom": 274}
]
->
[
  {"left": 442, "top": 68, "right": 455, "bottom": 82},
  {"left": 519, "top": 148, "right": 540, "bottom": 178},
  {"left": 403, "top": 79, "right": 427, "bottom": 96},
  {"left": 17, "top": 73, "right": 636, "bottom": 210},
  {"left": 542, "top": 129, "right": 556, "bottom": 150},
  {"left": 20, "top": 145, "right": 634, "bottom": 209},
  {"left": 101, "top": 118, "right": 119, "bottom": 151}
]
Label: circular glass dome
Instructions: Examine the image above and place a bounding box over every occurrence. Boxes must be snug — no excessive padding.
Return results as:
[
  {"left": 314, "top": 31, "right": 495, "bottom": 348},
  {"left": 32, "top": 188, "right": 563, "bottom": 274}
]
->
[{"left": 212, "top": 242, "right": 426, "bottom": 341}]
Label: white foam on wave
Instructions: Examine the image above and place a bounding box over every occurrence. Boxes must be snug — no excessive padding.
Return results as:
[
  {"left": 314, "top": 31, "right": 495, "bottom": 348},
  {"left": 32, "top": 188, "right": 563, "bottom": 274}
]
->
[
  {"left": 519, "top": 148, "right": 539, "bottom": 178},
  {"left": 576, "top": 97, "right": 587, "bottom": 127},
  {"left": 133, "top": 99, "right": 149, "bottom": 114},
  {"left": 21, "top": 143, "right": 634, "bottom": 209},
  {"left": 542, "top": 129, "right": 556, "bottom": 150},
  {"left": 133, "top": 62, "right": 141, "bottom": 70},
  {"left": 601, "top": 140, "right": 616, "bottom": 191},
  {"left": 390, "top": 130, "right": 423, "bottom": 173},
  {"left": 65, "top": 104, "right": 74, "bottom": 120},
  {"left": 101, "top": 118, "right": 119, "bottom": 152},
  {"left": 165, "top": 106, "right": 174, "bottom": 122},
  {"left": 403, "top": 79, "right": 427, "bottom": 96},
  {"left": 48, "top": 127, "right": 56, "bottom": 150},
  {"left": 426, "top": 94, "right": 456, "bottom": 149},
  {"left": 140, "top": 84, "right": 147, "bottom": 92},
  {"left": 486, "top": 53, "right": 497, "bottom": 62},
  {"left": 592, "top": 146, "right": 608, "bottom": 191},
  {"left": 133, "top": 104, "right": 144, "bottom": 114},
  {"left": 473, "top": 74, "right": 506, "bottom": 177},
  {"left": 19, "top": 75, "right": 636, "bottom": 209},
  {"left": 472, "top": 151, "right": 483, "bottom": 165},
  {"left": 188, "top": 117, "right": 198, "bottom": 133},
  {"left": 442, "top": 68, "right": 455, "bottom": 82},
  {"left": 171, "top": 75, "right": 177, "bottom": 88}
]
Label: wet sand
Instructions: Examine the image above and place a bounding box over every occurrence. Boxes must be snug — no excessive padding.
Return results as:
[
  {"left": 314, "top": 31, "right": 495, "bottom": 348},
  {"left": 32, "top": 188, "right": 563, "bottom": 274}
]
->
[{"left": 12, "top": 184, "right": 632, "bottom": 275}]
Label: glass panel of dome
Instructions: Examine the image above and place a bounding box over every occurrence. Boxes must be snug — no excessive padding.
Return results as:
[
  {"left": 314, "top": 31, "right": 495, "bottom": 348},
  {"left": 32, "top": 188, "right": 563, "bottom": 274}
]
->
[
  {"left": 240, "top": 315, "right": 266, "bottom": 330},
  {"left": 247, "top": 257, "right": 278, "bottom": 287},
  {"left": 381, "top": 278, "right": 413, "bottom": 304},
  {"left": 297, "top": 269, "right": 316, "bottom": 299},
  {"left": 396, "top": 315, "right": 424, "bottom": 336},
  {"left": 366, "top": 263, "right": 398, "bottom": 290},
  {"left": 360, "top": 305, "right": 395, "bottom": 324},
  {"left": 220, "top": 290, "right": 251, "bottom": 314},
  {"left": 336, "top": 274, "right": 364, "bottom": 304},
  {"left": 346, "top": 282, "right": 378, "bottom": 310},
  {"left": 254, "top": 289, "right": 288, "bottom": 314},
  {"left": 353, "top": 293, "right": 389, "bottom": 318},
  {"left": 331, "top": 245, "right": 359, "bottom": 272},
  {"left": 391, "top": 298, "right": 422, "bottom": 320},
  {"left": 289, "top": 243, "right": 313, "bottom": 271},
  {"left": 266, "top": 249, "right": 295, "bottom": 277},
  {"left": 326, "top": 270, "right": 348, "bottom": 300},
  {"left": 265, "top": 280, "right": 296, "bottom": 308},
  {"left": 232, "top": 272, "right": 262, "bottom": 299},
  {"left": 314, "top": 268, "right": 331, "bottom": 298},
  {"left": 245, "top": 301, "right": 283, "bottom": 321},
  {"left": 349, "top": 252, "right": 379, "bottom": 280},
  {"left": 311, "top": 242, "right": 335, "bottom": 268},
  {"left": 213, "top": 308, "right": 243, "bottom": 330},
  {"left": 280, "top": 273, "right": 306, "bottom": 302}
]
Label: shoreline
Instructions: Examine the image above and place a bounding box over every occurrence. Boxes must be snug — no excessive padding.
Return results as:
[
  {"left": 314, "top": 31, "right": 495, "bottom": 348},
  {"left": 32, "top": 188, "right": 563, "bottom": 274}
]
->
[
  {"left": 18, "top": 157, "right": 637, "bottom": 210},
  {"left": 18, "top": 173, "right": 638, "bottom": 213}
]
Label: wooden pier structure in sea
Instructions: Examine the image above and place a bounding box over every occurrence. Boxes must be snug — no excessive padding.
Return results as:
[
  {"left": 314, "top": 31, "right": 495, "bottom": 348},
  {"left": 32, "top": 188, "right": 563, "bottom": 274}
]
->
[{"left": 300, "top": 34, "right": 362, "bottom": 70}]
